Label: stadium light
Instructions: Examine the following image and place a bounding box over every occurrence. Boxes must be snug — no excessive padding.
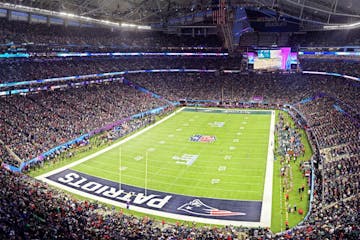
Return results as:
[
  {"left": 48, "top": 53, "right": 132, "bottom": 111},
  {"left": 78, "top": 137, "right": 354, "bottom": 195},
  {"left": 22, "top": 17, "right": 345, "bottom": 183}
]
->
[
  {"left": 137, "top": 25, "right": 152, "bottom": 30},
  {"left": 59, "top": 12, "right": 77, "bottom": 18},
  {"left": 0, "top": 3, "right": 150, "bottom": 30},
  {"left": 323, "top": 21, "right": 360, "bottom": 30},
  {"left": 121, "top": 22, "right": 152, "bottom": 30},
  {"left": 121, "top": 23, "right": 137, "bottom": 28}
]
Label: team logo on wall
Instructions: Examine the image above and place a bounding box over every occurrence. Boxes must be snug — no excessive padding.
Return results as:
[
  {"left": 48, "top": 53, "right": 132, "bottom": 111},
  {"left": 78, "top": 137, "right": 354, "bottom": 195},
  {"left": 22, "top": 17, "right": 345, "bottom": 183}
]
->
[
  {"left": 177, "top": 199, "right": 246, "bottom": 217},
  {"left": 189, "top": 135, "right": 216, "bottom": 143}
]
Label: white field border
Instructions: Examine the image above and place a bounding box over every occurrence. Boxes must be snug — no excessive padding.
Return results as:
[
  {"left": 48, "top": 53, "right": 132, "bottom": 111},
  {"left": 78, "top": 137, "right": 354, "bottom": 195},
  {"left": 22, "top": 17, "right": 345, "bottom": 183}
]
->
[
  {"left": 37, "top": 107, "right": 275, "bottom": 227},
  {"left": 260, "top": 110, "right": 275, "bottom": 227}
]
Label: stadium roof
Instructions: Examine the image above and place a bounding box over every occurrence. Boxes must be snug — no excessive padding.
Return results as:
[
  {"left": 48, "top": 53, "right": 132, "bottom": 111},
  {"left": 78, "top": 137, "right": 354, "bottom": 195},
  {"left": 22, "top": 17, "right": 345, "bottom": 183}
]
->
[{"left": 1, "top": 0, "right": 360, "bottom": 28}]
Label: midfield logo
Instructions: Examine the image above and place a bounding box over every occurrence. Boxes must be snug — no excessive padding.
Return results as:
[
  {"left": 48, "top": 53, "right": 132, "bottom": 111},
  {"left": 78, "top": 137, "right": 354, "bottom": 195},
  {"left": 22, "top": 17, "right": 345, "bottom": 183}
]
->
[
  {"left": 189, "top": 134, "right": 216, "bottom": 143},
  {"left": 178, "top": 199, "right": 246, "bottom": 217}
]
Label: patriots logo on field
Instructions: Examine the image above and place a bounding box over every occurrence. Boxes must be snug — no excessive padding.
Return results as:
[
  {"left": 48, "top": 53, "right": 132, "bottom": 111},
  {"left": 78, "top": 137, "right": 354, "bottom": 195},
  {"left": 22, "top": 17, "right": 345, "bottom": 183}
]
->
[
  {"left": 177, "top": 199, "right": 246, "bottom": 217},
  {"left": 189, "top": 134, "right": 216, "bottom": 143}
]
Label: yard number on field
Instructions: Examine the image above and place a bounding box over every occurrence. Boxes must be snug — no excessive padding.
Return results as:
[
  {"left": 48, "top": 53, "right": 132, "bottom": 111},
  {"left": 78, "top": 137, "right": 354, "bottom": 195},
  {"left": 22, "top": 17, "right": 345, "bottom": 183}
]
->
[{"left": 173, "top": 154, "right": 199, "bottom": 166}]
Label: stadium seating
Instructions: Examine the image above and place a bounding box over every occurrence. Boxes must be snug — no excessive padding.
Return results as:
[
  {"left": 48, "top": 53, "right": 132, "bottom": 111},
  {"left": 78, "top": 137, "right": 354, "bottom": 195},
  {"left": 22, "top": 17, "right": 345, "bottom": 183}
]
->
[
  {"left": 0, "top": 82, "right": 167, "bottom": 163},
  {"left": 0, "top": 18, "right": 222, "bottom": 52},
  {"left": 300, "top": 58, "right": 360, "bottom": 77},
  {"left": 0, "top": 57, "right": 241, "bottom": 84}
]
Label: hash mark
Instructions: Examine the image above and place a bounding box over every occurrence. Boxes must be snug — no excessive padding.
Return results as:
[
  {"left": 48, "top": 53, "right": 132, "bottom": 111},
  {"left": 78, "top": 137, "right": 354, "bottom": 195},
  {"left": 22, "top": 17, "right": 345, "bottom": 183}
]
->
[
  {"left": 134, "top": 156, "right": 143, "bottom": 161},
  {"left": 218, "top": 166, "right": 226, "bottom": 171},
  {"left": 211, "top": 179, "right": 220, "bottom": 184}
]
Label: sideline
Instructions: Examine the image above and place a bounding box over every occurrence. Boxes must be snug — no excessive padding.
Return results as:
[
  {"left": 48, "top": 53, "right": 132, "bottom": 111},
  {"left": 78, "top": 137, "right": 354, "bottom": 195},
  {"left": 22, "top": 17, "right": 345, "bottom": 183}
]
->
[
  {"left": 37, "top": 107, "right": 184, "bottom": 179},
  {"left": 260, "top": 110, "right": 275, "bottom": 227}
]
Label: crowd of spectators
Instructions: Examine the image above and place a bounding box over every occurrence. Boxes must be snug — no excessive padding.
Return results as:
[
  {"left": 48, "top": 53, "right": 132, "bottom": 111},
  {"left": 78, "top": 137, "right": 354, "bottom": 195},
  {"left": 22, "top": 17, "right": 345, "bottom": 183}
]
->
[
  {"left": 296, "top": 97, "right": 359, "bottom": 149},
  {"left": 0, "top": 35, "right": 359, "bottom": 238},
  {"left": 0, "top": 81, "right": 168, "bottom": 164},
  {"left": 0, "top": 161, "right": 358, "bottom": 239},
  {"left": 0, "top": 57, "right": 358, "bottom": 110},
  {"left": 1, "top": 166, "right": 278, "bottom": 239},
  {"left": 280, "top": 195, "right": 359, "bottom": 239},
  {"left": 24, "top": 114, "right": 162, "bottom": 172},
  {"left": 2, "top": 14, "right": 360, "bottom": 52},
  {"left": 0, "top": 18, "right": 222, "bottom": 52},
  {"left": 322, "top": 157, "right": 359, "bottom": 205},
  {"left": 295, "top": 96, "right": 359, "bottom": 209},
  {"left": 128, "top": 71, "right": 360, "bottom": 111},
  {"left": 300, "top": 58, "right": 360, "bottom": 78},
  {"left": 0, "top": 56, "right": 241, "bottom": 84},
  {"left": 0, "top": 144, "right": 14, "bottom": 166}
]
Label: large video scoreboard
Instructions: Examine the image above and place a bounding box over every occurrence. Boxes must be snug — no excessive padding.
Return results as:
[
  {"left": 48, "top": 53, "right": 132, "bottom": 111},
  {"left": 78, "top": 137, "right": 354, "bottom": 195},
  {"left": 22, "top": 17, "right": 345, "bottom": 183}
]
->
[{"left": 247, "top": 47, "right": 298, "bottom": 70}]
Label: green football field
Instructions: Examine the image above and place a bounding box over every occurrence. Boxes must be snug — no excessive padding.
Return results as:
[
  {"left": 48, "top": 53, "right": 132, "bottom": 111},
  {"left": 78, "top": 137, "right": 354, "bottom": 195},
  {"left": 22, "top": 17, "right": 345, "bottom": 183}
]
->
[{"left": 71, "top": 108, "right": 272, "bottom": 201}]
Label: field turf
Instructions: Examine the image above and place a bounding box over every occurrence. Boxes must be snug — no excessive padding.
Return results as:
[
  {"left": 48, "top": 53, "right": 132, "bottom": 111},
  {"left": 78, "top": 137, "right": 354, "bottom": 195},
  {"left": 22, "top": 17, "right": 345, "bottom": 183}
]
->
[{"left": 71, "top": 108, "right": 272, "bottom": 201}]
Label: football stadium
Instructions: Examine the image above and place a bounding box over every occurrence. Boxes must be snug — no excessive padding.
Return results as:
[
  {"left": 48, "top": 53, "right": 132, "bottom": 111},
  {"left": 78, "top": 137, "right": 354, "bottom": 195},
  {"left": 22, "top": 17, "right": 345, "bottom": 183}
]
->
[{"left": 0, "top": 0, "right": 359, "bottom": 239}]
